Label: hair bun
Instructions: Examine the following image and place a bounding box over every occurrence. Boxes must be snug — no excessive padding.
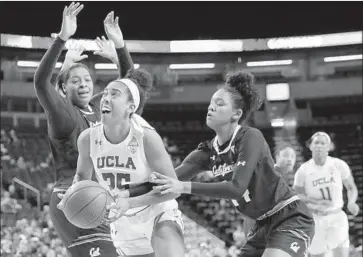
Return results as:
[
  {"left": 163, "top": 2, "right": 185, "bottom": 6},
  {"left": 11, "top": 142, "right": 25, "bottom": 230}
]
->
[
  {"left": 225, "top": 70, "right": 262, "bottom": 122},
  {"left": 226, "top": 71, "right": 254, "bottom": 91},
  {"left": 126, "top": 69, "right": 153, "bottom": 91}
]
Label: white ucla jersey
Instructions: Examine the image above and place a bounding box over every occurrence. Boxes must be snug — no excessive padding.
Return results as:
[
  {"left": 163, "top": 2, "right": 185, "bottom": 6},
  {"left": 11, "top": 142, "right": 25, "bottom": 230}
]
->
[
  {"left": 89, "top": 120, "right": 178, "bottom": 217},
  {"left": 294, "top": 156, "right": 351, "bottom": 211}
]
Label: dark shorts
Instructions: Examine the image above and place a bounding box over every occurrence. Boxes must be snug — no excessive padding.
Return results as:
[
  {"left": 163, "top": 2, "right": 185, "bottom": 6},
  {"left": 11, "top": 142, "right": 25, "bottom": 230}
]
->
[
  {"left": 49, "top": 191, "right": 119, "bottom": 257},
  {"left": 240, "top": 200, "right": 315, "bottom": 257}
]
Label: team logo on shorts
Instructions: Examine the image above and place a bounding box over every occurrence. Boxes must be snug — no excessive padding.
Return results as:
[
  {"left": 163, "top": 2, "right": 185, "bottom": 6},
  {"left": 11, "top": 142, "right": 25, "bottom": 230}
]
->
[
  {"left": 290, "top": 242, "right": 300, "bottom": 253},
  {"left": 128, "top": 136, "right": 139, "bottom": 154},
  {"left": 89, "top": 247, "right": 100, "bottom": 257}
]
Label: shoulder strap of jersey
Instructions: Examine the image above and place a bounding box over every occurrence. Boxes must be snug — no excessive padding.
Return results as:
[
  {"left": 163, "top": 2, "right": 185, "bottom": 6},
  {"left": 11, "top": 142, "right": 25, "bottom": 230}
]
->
[{"left": 131, "top": 114, "right": 154, "bottom": 133}]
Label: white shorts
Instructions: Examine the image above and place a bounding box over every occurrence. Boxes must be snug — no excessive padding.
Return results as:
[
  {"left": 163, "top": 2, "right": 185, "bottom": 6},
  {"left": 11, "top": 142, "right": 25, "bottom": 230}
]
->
[
  {"left": 309, "top": 210, "right": 350, "bottom": 255},
  {"left": 111, "top": 208, "right": 184, "bottom": 256}
]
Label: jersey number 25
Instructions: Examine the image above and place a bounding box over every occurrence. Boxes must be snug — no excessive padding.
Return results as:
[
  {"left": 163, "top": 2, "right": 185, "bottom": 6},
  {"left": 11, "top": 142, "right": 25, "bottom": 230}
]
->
[{"left": 102, "top": 173, "right": 131, "bottom": 190}]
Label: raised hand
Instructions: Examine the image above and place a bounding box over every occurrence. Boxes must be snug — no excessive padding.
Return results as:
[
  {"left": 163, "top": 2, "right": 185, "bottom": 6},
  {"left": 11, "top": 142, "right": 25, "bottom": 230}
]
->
[
  {"left": 93, "top": 36, "right": 119, "bottom": 65},
  {"left": 59, "top": 2, "right": 84, "bottom": 41},
  {"left": 65, "top": 43, "right": 88, "bottom": 63},
  {"left": 103, "top": 11, "right": 125, "bottom": 48}
]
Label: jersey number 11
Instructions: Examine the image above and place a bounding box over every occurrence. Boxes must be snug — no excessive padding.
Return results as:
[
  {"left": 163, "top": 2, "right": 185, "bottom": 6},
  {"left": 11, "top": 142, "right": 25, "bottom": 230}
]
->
[{"left": 319, "top": 187, "right": 332, "bottom": 200}]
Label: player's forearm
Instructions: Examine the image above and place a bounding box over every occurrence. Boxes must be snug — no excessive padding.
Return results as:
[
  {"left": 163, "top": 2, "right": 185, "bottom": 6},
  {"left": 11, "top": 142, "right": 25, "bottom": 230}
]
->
[
  {"left": 182, "top": 180, "right": 246, "bottom": 200},
  {"left": 175, "top": 163, "right": 204, "bottom": 181},
  {"left": 126, "top": 183, "right": 155, "bottom": 197},
  {"left": 116, "top": 45, "right": 134, "bottom": 78},
  {"left": 123, "top": 163, "right": 202, "bottom": 197},
  {"left": 347, "top": 186, "right": 358, "bottom": 204},
  {"left": 127, "top": 190, "right": 180, "bottom": 209},
  {"left": 34, "top": 36, "right": 65, "bottom": 90}
]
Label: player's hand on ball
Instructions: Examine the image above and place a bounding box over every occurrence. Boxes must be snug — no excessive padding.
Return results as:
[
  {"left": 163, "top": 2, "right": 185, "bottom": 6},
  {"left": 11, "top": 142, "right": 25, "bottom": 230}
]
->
[
  {"left": 65, "top": 43, "right": 88, "bottom": 63},
  {"left": 347, "top": 202, "right": 360, "bottom": 216},
  {"left": 56, "top": 193, "right": 66, "bottom": 211},
  {"left": 150, "top": 172, "right": 183, "bottom": 195},
  {"left": 106, "top": 197, "right": 130, "bottom": 222},
  {"left": 101, "top": 208, "right": 114, "bottom": 225},
  {"left": 103, "top": 11, "right": 124, "bottom": 48},
  {"left": 59, "top": 2, "right": 84, "bottom": 41},
  {"left": 93, "top": 36, "right": 119, "bottom": 65}
]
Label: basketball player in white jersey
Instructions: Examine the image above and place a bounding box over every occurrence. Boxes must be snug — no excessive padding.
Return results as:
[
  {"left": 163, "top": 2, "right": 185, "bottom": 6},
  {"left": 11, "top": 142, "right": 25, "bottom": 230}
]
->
[
  {"left": 293, "top": 132, "right": 360, "bottom": 257},
  {"left": 68, "top": 69, "right": 185, "bottom": 257}
]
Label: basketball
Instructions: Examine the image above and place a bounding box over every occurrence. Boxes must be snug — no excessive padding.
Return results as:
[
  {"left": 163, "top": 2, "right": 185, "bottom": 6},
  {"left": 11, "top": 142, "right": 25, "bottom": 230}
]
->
[{"left": 62, "top": 180, "right": 112, "bottom": 229}]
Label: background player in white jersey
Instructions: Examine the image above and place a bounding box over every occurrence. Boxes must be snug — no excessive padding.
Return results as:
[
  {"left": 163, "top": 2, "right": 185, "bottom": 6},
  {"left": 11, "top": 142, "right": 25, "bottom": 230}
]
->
[
  {"left": 68, "top": 69, "right": 184, "bottom": 257},
  {"left": 293, "top": 132, "right": 360, "bottom": 257}
]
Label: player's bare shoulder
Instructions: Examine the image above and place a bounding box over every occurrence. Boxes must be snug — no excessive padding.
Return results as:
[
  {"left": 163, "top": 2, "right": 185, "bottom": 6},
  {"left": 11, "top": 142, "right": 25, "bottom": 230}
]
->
[
  {"left": 142, "top": 125, "right": 160, "bottom": 147},
  {"left": 331, "top": 156, "right": 348, "bottom": 166},
  {"left": 331, "top": 156, "right": 351, "bottom": 176}
]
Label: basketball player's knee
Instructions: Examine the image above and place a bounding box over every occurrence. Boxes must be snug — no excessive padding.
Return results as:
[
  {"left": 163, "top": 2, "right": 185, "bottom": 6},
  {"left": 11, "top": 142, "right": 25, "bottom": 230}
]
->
[
  {"left": 154, "top": 220, "right": 183, "bottom": 240},
  {"left": 152, "top": 221, "right": 184, "bottom": 257}
]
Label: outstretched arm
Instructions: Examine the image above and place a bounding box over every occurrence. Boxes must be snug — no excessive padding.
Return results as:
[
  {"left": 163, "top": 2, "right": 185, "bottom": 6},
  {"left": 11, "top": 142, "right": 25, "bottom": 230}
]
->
[
  {"left": 103, "top": 11, "right": 134, "bottom": 78},
  {"left": 34, "top": 36, "right": 66, "bottom": 107},
  {"left": 119, "top": 143, "right": 211, "bottom": 198},
  {"left": 152, "top": 129, "right": 272, "bottom": 201},
  {"left": 91, "top": 11, "right": 134, "bottom": 105},
  {"left": 181, "top": 129, "right": 264, "bottom": 199},
  {"left": 34, "top": 3, "right": 85, "bottom": 138}
]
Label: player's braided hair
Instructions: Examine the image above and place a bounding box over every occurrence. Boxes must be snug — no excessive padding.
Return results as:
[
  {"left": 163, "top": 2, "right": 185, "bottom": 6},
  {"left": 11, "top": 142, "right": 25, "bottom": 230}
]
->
[{"left": 224, "top": 71, "right": 262, "bottom": 124}]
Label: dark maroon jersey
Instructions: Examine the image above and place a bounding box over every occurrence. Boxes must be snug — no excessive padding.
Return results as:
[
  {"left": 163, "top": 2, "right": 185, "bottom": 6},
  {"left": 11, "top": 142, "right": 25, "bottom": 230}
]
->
[
  {"left": 177, "top": 125, "right": 295, "bottom": 220},
  {"left": 34, "top": 36, "right": 134, "bottom": 190},
  {"left": 47, "top": 101, "right": 101, "bottom": 189}
]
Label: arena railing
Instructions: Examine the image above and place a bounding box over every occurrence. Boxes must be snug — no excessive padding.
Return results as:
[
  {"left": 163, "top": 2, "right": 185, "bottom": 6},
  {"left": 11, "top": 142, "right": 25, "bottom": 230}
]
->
[{"left": 12, "top": 177, "right": 41, "bottom": 213}]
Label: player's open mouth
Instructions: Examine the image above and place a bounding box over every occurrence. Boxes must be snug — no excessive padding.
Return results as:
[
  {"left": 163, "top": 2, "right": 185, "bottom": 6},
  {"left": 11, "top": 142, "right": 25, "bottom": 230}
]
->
[
  {"left": 101, "top": 106, "right": 111, "bottom": 114},
  {"left": 78, "top": 91, "right": 89, "bottom": 97},
  {"left": 102, "top": 110, "right": 111, "bottom": 114}
]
